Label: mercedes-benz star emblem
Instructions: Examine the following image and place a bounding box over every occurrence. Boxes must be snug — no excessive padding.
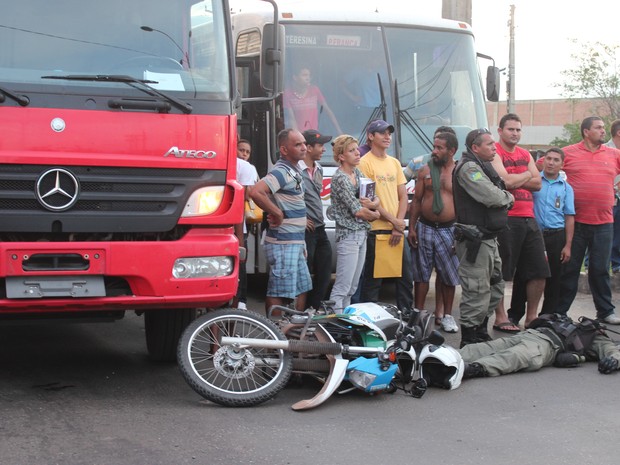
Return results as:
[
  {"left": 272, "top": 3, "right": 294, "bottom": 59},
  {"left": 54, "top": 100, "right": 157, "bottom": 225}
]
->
[{"left": 35, "top": 168, "right": 80, "bottom": 211}]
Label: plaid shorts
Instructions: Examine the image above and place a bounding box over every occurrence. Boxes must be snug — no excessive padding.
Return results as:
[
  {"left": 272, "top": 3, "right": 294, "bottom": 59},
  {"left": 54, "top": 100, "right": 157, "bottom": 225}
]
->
[
  {"left": 411, "top": 221, "right": 460, "bottom": 286},
  {"left": 265, "top": 242, "right": 312, "bottom": 299}
]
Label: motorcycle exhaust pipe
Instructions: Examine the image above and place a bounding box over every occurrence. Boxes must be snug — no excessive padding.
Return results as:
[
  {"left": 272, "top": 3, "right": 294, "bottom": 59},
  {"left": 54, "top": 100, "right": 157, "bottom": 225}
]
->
[
  {"left": 292, "top": 358, "right": 331, "bottom": 372},
  {"left": 220, "top": 336, "right": 385, "bottom": 355}
]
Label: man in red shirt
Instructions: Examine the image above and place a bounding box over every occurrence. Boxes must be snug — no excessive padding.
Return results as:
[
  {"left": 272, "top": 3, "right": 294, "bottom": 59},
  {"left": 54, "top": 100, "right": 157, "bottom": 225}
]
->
[
  {"left": 555, "top": 116, "right": 620, "bottom": 324},
  {"left": 491, "top": 113, "right": 550, "bottom": 329}
]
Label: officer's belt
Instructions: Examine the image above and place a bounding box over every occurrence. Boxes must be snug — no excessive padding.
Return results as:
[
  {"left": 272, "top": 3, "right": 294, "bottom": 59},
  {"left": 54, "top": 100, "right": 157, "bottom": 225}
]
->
[{"left": 536, "top": 327, "right": 565, "bottom": 351}]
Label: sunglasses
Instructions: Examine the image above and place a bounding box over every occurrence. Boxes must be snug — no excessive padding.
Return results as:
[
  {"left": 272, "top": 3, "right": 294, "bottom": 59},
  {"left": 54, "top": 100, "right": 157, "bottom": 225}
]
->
[
  {"left": 472, "top": 127, "right": 491, "bottom": 137},
  {"left": 467, "top": 127, "right": 492, "bottom": 148},
  {"left": 291, "top": 172, "right": 302, "bottom": 192}
]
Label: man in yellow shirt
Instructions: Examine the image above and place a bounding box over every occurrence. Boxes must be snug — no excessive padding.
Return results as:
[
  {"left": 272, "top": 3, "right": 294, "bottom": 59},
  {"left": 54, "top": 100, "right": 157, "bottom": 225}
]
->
[{"left": 359, "top": 120, "right": 413, "bottom": 312}]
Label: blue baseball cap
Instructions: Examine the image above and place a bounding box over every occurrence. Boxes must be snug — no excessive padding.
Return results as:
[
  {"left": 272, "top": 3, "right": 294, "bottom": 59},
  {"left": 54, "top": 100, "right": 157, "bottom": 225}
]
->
[{"left": 366, "top": 119, "right": 395, "bottom": 134}]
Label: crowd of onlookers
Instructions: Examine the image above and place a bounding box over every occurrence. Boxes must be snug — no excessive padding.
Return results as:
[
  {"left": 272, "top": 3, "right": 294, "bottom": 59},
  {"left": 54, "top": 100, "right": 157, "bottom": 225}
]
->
[{"left": 236, "top": 114, "right": 620, "bottom": 349}]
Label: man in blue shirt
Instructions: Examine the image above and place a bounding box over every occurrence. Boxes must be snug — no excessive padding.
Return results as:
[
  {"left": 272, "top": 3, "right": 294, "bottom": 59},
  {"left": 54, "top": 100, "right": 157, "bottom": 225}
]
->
[
  {"left": 251, "top": 129, "right": 312, "bottom": 312},
  {"left": 533, "top": 147, "right": 576, "bottom": 314}
]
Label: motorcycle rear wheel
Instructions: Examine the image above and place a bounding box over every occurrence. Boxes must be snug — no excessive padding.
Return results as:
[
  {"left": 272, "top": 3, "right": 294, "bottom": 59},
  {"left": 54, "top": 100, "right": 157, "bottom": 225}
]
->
[{"left": 177, "top": 308, "right": 292, "bottom": 407}]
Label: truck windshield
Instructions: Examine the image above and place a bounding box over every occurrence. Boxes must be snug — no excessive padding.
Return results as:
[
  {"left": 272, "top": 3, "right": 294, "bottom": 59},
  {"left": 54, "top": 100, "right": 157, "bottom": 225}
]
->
[
  {"left": 0, "top": 0, "right": 230, "bottom": 100},
  {"left": 281, "top": 23, "right": 486, "bottom": 166}
]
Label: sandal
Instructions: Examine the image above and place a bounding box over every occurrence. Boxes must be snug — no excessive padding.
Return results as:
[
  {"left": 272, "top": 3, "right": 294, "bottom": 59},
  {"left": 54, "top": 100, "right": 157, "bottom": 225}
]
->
[{"left": 492, "top": 321, "right": 521, "bottom": 334}]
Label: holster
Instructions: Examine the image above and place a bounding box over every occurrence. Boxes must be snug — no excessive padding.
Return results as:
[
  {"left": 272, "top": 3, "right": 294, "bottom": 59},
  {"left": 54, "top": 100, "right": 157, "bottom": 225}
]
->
[
  {"left": 454, "top": 223, "right": 483, "bottom": 263},
  {"left": 465, "top": 239, "right": 482, "bottom": 263}
]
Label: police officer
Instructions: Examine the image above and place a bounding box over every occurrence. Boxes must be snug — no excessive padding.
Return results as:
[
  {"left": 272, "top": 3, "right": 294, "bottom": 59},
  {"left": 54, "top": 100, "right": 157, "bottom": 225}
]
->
[
  {"left": 453, "top": 129, "right": 514, "bottom": 347},
  {"left": 460, "top": 314, "right": 620, "bottom": 377}
]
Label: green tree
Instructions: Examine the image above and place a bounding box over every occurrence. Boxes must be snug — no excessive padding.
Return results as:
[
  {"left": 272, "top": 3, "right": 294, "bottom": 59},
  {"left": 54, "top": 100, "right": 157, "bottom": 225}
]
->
[
  {"left": 556, "top": 40, "right": 620, "bottom": 119},
  {"left": 549, "top": 122, "right": 581, "bottom": 147}
]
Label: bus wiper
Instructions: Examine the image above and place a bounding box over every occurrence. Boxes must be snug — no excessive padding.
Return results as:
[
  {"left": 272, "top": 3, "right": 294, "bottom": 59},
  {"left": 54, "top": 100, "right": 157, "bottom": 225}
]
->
[
  {"left": 359, "top": 73, "right": 387, "bottom": 142},
  {"left": 0, "top": 85, "right": 30, "bottom": 106},
  {"left": 393, "top": 80, "right": 433, "bottom": 152},
  {"left": 41, "top": 74, "right": 192, "bottom": 114}
]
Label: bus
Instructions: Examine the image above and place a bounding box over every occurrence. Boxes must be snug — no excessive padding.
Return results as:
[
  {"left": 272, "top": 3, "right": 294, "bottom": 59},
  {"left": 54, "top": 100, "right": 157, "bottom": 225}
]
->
[
  {"left": 0, "top": 0, "right": 280, "bottom": 360},
  {"left": 231, "top": 0, "right": 499, "bottom": 274}
]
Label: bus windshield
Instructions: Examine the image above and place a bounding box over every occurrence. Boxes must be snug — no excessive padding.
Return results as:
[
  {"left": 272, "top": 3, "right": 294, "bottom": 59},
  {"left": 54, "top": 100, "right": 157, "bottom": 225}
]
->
[
  {"left": 0, "top": 0, "right": 230, "bottom": 100},
  {"left": 281, "top": 23, "right": 486, "bottom": 166}
]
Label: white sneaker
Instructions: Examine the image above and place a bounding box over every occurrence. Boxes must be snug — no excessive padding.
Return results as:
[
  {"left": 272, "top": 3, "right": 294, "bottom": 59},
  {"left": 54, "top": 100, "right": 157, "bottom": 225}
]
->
[
  {"left": 440, "top": 314, "right": 459, "bottom": 333},
  {"left": 602, "top": 313, "right": 620, "bottom": 325},
  {"left": 237, "top": 302, "right": 247, "bottom": 310}
]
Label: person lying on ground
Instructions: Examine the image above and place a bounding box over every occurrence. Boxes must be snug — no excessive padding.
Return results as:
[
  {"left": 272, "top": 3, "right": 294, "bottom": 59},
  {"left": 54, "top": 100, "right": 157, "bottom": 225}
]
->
[{"left": 460, "top": 313, "right": 620, "bottom": 379}]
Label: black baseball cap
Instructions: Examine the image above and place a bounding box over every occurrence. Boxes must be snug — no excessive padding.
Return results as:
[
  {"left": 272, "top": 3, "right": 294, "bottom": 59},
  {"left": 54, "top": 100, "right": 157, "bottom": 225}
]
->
[{"left": 303, "top": 129, "right": 332, "bottom": 145}]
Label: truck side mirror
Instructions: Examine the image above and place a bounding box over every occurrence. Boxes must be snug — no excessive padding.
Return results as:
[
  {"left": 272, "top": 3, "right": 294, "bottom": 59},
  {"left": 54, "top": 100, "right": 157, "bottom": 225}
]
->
[
  {"left": 260, "top": 23, "right": 285, "bottom": 94},
  {"left": 486, "top": 65, "right": 500, "bottom": 102}
]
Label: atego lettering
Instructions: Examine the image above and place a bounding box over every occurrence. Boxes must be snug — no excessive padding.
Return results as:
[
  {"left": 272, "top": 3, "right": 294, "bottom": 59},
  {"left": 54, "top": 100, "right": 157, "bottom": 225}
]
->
[{"left": 164, "top": 147, "right": 217, "bottom": 159}]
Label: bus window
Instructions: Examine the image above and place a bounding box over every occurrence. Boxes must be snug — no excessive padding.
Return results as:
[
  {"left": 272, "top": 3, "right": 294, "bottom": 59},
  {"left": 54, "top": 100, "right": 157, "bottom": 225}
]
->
[
  {"left": 385, "top": 26, "right": 487, "bottom": 165},
  {"left": 281, "top": 24, "right": 392, "bottom": 166}
]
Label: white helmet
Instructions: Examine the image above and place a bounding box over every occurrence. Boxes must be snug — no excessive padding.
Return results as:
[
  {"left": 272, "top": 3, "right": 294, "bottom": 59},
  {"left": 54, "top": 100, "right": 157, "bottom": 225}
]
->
[{"left": 419, "top": 345, "right": 464, "bottom": 390}]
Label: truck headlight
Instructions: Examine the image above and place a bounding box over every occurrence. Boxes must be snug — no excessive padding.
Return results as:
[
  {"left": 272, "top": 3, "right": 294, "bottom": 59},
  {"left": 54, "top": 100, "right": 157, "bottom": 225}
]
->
[
  {"left": 182, "top": 186, "right": 224, "bottom": 217},
  {"left": 172, "top": 257, "right": 233, "bottom": 278}
]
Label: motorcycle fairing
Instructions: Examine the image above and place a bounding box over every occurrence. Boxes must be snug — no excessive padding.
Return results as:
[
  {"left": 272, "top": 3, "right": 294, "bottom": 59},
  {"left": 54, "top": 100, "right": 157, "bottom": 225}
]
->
[
  {"left": 291, "top": 324, "right": 348, "bottom": 411},
  {"left": 346, "top": 356, "right": 398, "bottom": 392}
]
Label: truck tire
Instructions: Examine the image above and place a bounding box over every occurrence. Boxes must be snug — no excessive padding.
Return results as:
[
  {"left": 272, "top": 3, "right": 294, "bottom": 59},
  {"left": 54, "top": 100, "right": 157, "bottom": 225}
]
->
[
  {"left": 145, "top": 308, "right": 196, "bottom": 362},
  {"left": 177, "top": 308, "right": 292, "bottom": 407}
]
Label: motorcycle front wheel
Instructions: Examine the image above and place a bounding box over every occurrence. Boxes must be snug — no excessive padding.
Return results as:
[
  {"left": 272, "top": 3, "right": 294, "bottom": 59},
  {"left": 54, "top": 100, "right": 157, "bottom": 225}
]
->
[{"left": 177, "top": 308, "right": 293, "bottom": 407}]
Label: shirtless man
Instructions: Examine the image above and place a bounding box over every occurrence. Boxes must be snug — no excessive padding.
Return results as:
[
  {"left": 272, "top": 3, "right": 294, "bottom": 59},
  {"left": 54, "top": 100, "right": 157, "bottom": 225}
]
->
[{"left": 407, "top": 131, "right": 460, "bottom": 333}]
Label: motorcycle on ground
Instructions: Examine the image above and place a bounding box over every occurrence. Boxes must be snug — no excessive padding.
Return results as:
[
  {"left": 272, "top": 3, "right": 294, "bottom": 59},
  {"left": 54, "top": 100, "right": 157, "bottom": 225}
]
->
[{"left": 177, "top": 302, "right": 462, "bottom": 410}]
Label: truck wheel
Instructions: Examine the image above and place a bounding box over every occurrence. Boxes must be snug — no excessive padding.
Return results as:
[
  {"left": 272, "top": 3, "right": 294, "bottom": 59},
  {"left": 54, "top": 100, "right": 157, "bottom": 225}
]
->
[
  {"left": 145, "top": 308, "right": 196, "bottom": 362},
  {"left": 177, "top": 308, "right": 292, "bottom": 407}
]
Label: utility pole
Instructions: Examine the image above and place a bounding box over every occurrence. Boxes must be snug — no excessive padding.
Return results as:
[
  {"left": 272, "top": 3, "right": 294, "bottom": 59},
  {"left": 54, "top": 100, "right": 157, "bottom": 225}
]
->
[{"left": 507, "top": 4, "right": 516, "bottom": 113}]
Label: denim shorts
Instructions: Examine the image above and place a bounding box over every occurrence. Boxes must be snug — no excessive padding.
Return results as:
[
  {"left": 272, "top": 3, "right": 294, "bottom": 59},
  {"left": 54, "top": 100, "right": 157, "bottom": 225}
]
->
[{"left": 264, "top": 242, "right": 312, "bottom": 299}]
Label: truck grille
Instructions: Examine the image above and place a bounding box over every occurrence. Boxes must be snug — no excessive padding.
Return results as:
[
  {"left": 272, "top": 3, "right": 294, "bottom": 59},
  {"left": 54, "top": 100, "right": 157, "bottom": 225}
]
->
[{"left": 0, "top": 164, "right": 226, "bottom": 235}]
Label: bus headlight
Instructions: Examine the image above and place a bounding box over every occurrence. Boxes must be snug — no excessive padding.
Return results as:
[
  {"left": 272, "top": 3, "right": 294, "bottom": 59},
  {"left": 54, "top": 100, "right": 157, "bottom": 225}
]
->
[
  {"left": 172, "top": 257, "right": 234, "bottom": 278},
  {"left": 181, "top": 186, "right": 224, "bottom": 217}
]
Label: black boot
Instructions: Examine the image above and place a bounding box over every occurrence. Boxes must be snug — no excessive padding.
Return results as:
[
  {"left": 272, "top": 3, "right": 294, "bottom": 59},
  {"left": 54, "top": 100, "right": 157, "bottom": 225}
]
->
[
  {"left": 476, "top": 317, "right": 492, "bottom": 342},
  {"left": 460, "top": 325, "right": 479, "bottom": 348},
  {"left": 463, "top": 362, "right": 487, "bottom": 379}
]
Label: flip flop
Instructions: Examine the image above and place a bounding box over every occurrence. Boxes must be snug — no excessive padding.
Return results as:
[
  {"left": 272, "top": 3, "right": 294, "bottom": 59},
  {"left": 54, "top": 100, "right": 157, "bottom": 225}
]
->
[{"left": 492, "top": 321, "right": 521, "bottom": 333}]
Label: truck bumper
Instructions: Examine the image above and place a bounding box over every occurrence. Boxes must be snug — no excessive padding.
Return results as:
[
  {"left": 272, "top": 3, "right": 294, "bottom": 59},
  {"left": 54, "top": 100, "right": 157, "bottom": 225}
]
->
[{"left": 0, "top": 228, "right": 239, "bottom": 314}]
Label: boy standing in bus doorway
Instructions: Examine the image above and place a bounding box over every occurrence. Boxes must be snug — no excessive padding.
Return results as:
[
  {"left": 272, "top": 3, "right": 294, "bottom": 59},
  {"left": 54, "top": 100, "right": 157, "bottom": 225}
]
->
[
  {"left": 300, "top": 129, "right": 333, "bottom": 309},
  {"left": 359, "top": 120, "right": 414, "bottom": 312},
  {"left": 283, "top": 66, "right": 342, "bottom": 134},
  {"left": 250, "top": 129, "right": 312, "bottom": 312}
]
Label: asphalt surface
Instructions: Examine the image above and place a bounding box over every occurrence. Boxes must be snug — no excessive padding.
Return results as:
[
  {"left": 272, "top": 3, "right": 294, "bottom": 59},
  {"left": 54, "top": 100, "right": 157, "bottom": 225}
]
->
[{"left": 1, "top": 274, "right": 619, "bottom": 465}]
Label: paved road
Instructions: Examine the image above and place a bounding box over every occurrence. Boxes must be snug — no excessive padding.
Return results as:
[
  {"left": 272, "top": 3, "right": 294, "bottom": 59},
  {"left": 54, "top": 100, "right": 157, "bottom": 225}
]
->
[{"left": 1, "top": 276, "right": 619, "bottom": 465}]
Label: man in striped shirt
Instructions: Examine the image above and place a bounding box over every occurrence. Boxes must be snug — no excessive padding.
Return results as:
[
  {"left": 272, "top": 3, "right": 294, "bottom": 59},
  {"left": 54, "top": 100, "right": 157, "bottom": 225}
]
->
[
  {"left": 250, "top": 129, "right": 312, "bottom": 312},
  {"left": 555, "top": 116, "right": 620, "bottom": 324}
]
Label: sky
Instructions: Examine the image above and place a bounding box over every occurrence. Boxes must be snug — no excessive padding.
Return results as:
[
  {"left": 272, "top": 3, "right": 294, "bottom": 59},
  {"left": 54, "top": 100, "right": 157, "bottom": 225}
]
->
[
  {"left": 414, "top": 0, "right": 618, "bottom": 101},
  {"left": 469, "top": 0, "right": 619, "bottom": 101}
]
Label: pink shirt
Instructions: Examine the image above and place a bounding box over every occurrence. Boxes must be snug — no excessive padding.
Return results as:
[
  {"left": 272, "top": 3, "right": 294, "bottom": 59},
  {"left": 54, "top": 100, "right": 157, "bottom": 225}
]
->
[
  {"left": 283, "top": 85, "right": 326, "bottom": 130},
  {"left": 562, "top": 141, "right": 620, "bottom": 224}
]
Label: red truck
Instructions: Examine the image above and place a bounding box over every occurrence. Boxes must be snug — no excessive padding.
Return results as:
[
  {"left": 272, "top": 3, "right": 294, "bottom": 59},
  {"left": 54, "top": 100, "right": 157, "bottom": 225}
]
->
[{"left": 0, "top": 0, "right": 281, "bottom": 360}]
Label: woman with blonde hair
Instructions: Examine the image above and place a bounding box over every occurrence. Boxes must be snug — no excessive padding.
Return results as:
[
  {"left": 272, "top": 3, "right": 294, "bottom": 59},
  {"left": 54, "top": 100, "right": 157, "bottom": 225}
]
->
[{"left": 329, "top": 135, "right": 380, "bottom": 310}]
